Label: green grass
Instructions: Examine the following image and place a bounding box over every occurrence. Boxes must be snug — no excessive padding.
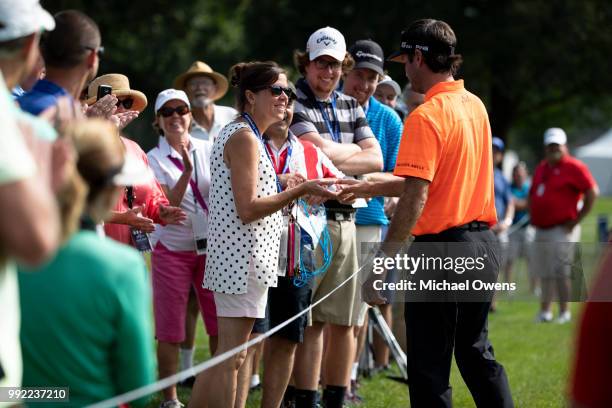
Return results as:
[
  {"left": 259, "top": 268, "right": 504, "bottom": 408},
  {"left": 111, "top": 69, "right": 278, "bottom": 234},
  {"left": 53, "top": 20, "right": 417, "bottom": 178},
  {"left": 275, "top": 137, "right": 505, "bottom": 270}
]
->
[{"left": 145, "top": 197, "right": 612, "bottom": 407}]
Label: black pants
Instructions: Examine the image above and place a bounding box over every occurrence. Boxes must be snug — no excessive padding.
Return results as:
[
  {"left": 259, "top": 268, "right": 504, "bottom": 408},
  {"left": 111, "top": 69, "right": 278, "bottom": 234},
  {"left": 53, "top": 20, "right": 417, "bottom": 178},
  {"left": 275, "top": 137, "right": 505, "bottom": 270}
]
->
[{"left": 404, "top": 227, "right": 513, "bottom": 408}]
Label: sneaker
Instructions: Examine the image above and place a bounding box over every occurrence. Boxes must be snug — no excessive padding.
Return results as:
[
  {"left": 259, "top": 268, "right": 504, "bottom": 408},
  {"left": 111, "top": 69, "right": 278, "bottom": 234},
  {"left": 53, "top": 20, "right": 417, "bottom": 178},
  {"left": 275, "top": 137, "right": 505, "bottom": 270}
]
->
[
  {"left": 556, "top": 311, "right": 571, "bottom": 324},
  {"left": 159, "top": 399, "right": 184, "bottom": 408},
  {"left": 535, "top": 311, "right": 553, "bottom": 323}
]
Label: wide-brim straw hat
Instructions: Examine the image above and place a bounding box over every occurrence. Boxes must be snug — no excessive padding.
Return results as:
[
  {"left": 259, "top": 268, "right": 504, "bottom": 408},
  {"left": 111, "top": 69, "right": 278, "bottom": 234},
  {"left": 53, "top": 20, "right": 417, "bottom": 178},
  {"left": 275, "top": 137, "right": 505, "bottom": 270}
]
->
[
  {"left": 86, "top": 74, "right": 148, "bottom": 112},
  {"left": 173, "top": 61, "right": 229, "bottom": 101}
]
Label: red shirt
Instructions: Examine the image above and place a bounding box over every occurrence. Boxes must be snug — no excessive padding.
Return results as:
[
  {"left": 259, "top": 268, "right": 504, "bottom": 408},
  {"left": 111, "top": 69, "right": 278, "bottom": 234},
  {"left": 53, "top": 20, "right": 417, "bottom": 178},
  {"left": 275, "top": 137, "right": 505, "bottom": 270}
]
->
[
  {"left": 104, "top": 137, "right": 169, "bottom": 245},
  {"left": 529, "top": 155, "right": 596, "bottom": 228},
  {"left": 570, "top": 250, "right": 612, "bottom": 408},
  {"left": 264, "top": 136, "right": 342, "bottom": 180}
]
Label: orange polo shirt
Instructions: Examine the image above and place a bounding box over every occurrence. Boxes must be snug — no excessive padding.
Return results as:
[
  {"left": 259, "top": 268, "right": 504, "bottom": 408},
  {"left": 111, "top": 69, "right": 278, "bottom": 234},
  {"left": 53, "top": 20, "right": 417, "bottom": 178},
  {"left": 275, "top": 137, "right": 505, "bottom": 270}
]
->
[{"left": 393, "top": 80, "right": 497, "bottom": 236}]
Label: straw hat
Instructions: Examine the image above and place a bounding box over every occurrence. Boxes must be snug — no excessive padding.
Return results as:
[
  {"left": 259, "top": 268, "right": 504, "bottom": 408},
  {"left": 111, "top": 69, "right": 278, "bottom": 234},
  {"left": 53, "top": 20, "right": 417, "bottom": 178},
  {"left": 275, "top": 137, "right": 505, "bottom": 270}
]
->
[
  {"left": 173, "top": 61, "right": 229, "bottom": 101},
  {"left": 86, "top": 74, "right": 148, "bottom": 112}
]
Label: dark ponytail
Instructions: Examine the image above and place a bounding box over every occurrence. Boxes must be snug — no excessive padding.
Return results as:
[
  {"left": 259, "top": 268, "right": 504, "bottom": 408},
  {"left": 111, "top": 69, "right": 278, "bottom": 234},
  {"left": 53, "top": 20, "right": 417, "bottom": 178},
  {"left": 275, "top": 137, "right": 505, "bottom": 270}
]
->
[{"left": 229, "top": 61, "right": 286, "bottom": 112}]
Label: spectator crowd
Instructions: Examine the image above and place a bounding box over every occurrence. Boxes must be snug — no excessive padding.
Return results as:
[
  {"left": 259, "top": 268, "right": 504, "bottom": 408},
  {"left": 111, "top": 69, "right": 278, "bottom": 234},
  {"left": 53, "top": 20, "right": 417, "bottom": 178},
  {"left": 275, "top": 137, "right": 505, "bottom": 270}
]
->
[{"left": 0, "top": 2, "right": 607, "bottom": 408}]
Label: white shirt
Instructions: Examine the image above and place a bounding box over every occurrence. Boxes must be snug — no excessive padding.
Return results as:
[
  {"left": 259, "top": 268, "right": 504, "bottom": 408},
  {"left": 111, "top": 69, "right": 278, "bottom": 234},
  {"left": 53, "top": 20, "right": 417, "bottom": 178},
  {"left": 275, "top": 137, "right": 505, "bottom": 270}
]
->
[
  {"left": 190, "top": 104, "right": 238, "bottom": 143},
  {"left": 147, "top": 136, "right": 212, "bottom": 251}
]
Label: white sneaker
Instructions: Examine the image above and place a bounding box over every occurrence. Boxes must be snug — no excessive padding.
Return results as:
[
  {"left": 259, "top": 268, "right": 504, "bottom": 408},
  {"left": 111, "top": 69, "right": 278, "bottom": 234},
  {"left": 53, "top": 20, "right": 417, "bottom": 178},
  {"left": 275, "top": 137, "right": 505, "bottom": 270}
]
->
[
  {"left": 159, "top": 399, "right": 184, "bottom": 408},
  {"left": 535, "top": 311, "right": 553, "bottom": 323},
  {"left": 556, "top": 311, "right": 571, "bottom": 324}
]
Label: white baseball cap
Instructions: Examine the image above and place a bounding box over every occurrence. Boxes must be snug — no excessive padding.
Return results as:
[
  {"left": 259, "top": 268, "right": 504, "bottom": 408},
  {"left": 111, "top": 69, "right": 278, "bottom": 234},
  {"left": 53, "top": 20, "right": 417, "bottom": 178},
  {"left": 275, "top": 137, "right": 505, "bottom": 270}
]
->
[
  {"left": 154, "top": 89, "right": 191, "bottom": 113},
  {"left": 0, "top": 0, "right": 55, "bottom": 42},
  {"left": 377, "top": 75, "right": 402, "bottom": 97},
  {"left": 544, "top": 127, "right": 567, "bottom": 146},
  {"left": 306, "top": 26, "right": 346, "bottom": 62}
]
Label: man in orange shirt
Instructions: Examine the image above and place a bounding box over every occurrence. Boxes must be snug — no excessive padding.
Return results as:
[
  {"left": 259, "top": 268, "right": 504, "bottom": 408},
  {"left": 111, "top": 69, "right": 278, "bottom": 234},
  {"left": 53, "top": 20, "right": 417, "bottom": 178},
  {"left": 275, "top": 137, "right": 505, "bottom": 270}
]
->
[{"left": 339, "top": 19, "right": 513, "bottom": 407}]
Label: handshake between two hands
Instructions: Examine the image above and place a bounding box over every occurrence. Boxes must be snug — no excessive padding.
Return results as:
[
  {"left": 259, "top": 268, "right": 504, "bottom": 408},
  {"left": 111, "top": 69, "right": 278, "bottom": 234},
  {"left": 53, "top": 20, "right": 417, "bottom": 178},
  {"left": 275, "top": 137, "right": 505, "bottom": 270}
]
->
[{"left": 277, "top": 174, "right": 374, "bottom": 205}]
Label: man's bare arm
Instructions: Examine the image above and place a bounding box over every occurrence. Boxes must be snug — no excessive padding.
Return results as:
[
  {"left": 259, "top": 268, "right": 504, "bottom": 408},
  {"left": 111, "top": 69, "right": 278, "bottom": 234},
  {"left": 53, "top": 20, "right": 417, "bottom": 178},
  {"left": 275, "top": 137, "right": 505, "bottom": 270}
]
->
[
  {"left": 335, "top": 137, "right": 383, "bottom": 176},
  {"left": 380, "top": 177, "right": 429, "bottom": 255},
  {"left": 299, "top": 131, "right": 361, "bottom": 164},
  {"left": 336, "top": 177, "right": 405, "bottom": 200},
  {"left": 566, "top": 186, "right": 599, "bottom": 231}
]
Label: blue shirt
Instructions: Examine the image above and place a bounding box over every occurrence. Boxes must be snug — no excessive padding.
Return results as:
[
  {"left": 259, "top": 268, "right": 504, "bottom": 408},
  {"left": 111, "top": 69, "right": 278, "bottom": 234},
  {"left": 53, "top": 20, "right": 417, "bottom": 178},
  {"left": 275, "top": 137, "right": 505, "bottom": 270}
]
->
[
  {"left": 356, "top": 96, "right": 403, "bottom": 225},
  {"left": 494, "top": 167, "right": 512, "bottom": 220},
  {"left": 511, "top": 181, "right": 530, "bottom": 224},
  {"left": 18, "top": 79, "right": 70, "bottom": 116},
  {"left": 3, "top": 83, "right": 57, "bottom": 142}
]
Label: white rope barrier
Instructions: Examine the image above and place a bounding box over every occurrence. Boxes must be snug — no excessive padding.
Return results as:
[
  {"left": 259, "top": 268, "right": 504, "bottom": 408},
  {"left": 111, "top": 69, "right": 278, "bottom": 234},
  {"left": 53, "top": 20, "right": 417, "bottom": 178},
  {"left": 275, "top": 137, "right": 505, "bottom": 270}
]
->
[{"left": 506, "top": 215, "right": 530, "bottom": 237}]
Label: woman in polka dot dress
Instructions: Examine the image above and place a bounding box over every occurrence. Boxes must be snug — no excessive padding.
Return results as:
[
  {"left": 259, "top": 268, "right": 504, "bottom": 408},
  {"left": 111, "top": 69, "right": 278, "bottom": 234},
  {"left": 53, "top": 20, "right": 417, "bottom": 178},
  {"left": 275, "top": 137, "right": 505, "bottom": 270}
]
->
[{"left": 191, "top": 61, "right": 337, "bottom": 408}]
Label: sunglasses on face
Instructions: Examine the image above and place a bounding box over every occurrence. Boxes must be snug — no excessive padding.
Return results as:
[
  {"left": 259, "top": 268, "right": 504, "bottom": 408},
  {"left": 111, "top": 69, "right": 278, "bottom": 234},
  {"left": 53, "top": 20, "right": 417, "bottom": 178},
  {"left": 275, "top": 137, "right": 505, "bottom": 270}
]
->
[
  {"left": 313, "top": 58, "right": 342, "bottom": 71},
  {"left": 158, "top": 105, "right": 190, "bottom": 117},
  {"left": 116, "top": 98, "right": 134, "bottom": 109},
  {"left": 256, "top": 85, "right": 297, "bottom": 101}
]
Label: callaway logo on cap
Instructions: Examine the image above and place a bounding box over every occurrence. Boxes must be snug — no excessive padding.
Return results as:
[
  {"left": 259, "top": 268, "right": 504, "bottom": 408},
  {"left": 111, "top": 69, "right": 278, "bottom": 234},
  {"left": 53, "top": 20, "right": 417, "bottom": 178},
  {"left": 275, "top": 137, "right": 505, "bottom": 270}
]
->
[
  {"left": 307, "top": 26, "right": 346, "bottom": 62},
  {"left": 316, "top": 35, "right": 337, "bottom": 46}
]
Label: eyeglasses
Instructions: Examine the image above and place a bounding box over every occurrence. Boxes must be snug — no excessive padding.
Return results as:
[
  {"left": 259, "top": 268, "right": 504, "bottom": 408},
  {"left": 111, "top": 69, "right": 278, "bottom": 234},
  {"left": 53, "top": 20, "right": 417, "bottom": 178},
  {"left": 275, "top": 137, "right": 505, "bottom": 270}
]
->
[
  {"left": 158, "top": 105, "right": 190, "bottom": 117},
  {"left": 313, "top": 58, "right": 342, "bottom": 71},
  {"left": 116, "top": 98, "right": 134, "bottom": 109},
  {"left": 84, "top": 45, "right": 105, "bottom": 58},
  {"left": 256, "top": 85, "right": 297, "bottom": 101}
]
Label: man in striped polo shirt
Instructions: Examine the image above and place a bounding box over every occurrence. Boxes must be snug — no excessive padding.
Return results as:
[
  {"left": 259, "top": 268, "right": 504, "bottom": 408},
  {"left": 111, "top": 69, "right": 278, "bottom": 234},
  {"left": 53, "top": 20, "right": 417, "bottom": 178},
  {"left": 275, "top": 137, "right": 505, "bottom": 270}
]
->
[
  {"left": 342, "top": 39, "right": 404, "bottom": 398},
  {"left": 289, "top": 26, "right": 383, "bottom": 408}
]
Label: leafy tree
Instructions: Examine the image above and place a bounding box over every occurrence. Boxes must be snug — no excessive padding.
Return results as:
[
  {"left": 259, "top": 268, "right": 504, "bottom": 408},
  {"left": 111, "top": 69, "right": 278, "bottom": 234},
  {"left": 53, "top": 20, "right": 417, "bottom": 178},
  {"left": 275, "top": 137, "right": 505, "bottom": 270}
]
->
[{"left": 44, "top": 0, "right": 612, "bottom": 157}]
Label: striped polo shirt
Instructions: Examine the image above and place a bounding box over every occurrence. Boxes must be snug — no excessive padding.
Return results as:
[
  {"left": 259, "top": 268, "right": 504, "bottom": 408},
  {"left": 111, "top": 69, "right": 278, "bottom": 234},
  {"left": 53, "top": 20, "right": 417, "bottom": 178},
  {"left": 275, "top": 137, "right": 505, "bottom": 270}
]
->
[{"left": 290, "top": 78, "right": 375, "bottom": 144}]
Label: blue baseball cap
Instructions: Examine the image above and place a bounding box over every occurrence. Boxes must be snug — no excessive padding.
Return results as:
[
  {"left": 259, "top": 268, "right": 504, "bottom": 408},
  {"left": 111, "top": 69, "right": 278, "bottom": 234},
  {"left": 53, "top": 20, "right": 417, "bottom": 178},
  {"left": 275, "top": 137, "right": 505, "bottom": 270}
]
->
[{"left": 492, "top": 137, "right": 505, "bottom": 152}]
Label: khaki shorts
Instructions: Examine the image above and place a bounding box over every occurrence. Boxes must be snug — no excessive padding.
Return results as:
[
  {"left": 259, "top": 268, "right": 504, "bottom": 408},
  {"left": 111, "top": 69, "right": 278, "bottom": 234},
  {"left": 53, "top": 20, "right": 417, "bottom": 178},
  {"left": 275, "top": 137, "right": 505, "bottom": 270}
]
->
[
  {"left": 310, "top": 219, "right": 360, "bottom": 326},
  {"left": 530, "top": 225, "right": 581, "bottom": 279},
  {"left": 352, "top": 225, "right": 383, "bottom": 326}
]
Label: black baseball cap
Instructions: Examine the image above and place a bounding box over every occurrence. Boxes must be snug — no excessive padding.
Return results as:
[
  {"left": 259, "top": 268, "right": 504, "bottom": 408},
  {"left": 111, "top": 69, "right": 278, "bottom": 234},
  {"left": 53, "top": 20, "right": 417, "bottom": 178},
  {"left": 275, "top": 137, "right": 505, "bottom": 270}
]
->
[
  {"left": 348, "top": 39, "right": 385, "bottom": 76},
  {"left": 387, "top": 30, "right": 455, "bottom": 62}
]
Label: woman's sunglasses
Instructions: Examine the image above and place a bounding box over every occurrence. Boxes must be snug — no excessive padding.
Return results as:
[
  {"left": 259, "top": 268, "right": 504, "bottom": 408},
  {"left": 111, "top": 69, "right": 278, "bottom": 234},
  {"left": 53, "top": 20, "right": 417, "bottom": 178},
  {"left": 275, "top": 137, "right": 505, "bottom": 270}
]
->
[
  {"left": 257, "top": 85, "right": 297, "bottom": 101},
  {"left": 158, "top": 105, "right": 190, "bottom": 117},
  {"left": 116, "top": 98, "right": 134, "bottom": 109}
]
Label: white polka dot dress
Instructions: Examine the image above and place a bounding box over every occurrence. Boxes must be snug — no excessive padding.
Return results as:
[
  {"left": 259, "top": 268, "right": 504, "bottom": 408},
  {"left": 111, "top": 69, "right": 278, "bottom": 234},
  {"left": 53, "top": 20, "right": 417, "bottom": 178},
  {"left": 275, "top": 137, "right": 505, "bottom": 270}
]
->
[{"left": 203, "top": 121, "right": 283, "bottom": 295}]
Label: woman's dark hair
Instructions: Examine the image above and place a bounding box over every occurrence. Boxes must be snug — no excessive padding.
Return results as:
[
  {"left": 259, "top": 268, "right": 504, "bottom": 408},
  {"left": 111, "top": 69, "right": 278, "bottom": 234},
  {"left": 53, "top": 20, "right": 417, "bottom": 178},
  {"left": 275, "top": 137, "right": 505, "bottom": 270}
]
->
[
  {"left": 404, "top": 19, "right": 463, "bottom": 76},
  {"left": 229, "top": 61, "right": 286, "bottom": 112},
  {"left": 293, "top": 50, "right": 354, "bottom": 76}
]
